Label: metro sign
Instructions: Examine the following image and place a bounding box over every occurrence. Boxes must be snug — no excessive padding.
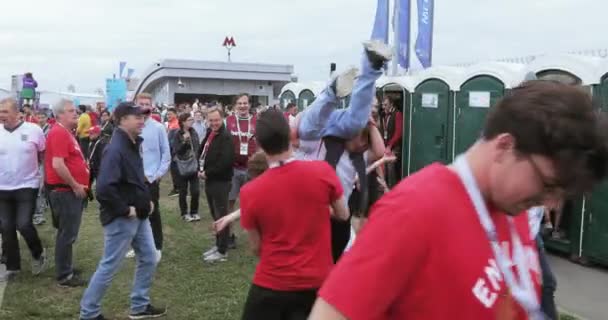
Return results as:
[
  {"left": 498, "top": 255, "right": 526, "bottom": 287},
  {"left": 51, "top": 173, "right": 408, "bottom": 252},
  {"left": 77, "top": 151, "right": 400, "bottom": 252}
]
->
[{"left": 223, "top": 36, "right": 236, "bottom": 48}]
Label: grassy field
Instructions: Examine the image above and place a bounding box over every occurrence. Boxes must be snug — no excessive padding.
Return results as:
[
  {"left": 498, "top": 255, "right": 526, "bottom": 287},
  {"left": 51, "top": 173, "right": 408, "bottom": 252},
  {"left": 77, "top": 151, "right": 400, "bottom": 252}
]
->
[
  {"left": 0, "top": 179, "right": 582, "bottom": 320},
  {"left": 0, "top": 179, "right": 257, "bottom": 320}
]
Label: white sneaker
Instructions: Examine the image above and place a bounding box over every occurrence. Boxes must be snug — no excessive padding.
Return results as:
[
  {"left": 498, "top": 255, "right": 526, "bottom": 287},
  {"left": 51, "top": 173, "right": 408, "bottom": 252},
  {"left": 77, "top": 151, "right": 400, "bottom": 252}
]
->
[
  {"left": 191, "top": 214, "right": 201, "bottom": 221},
  {"left": 156, "top": 250, "right": 162, "bottom": 263},
  {"left": 362, "top": 40, "right": 393, "bottom": 70},
  {"left": 332, "top": 67, "right": 358, "bottom": 98},
  {"left": 125, "top": 249, "right": 135, "bottom": 258},
  {"left": 183, "top": 214, "right": 194, "bottom": 222},
  {"left": 202, "top": 246, "right": 218, "bottom": 258},
  {"left": 204, "top": 251, "right": 227, "bottom": 263}
]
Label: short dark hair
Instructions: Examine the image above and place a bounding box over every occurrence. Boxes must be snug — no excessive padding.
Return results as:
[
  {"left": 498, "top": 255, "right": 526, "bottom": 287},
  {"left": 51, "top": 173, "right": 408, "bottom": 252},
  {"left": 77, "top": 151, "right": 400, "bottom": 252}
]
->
[
  {"left": 247, "top": 151, "right": 269, "bottom": 178},
  {"left": 22, "top": 104, "right": 31, "bottom": 109},
  {"left": 256, "top": 110, "right": 290, "bottom": 155},
  {"left": 233, "top": 93, "right": 250, "bottom": 104},
  {"left": 482, "top": 80, "right": 608, "bottom": 194},
  {"left": 167, "top": 108, "right": 177, "bottom": 115},
  {"left": 178, "top": 112, "right": 192, "bottom": 129},
  {"left": 286, "top": 102, "right": 297, "bottom": 110}
]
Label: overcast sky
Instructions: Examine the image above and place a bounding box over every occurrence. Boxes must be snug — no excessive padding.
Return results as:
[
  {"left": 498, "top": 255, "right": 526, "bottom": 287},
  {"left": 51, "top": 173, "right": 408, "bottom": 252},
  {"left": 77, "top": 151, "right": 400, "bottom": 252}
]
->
[{"left": 1, "top": 0, "right": 607, "bottom": 93}]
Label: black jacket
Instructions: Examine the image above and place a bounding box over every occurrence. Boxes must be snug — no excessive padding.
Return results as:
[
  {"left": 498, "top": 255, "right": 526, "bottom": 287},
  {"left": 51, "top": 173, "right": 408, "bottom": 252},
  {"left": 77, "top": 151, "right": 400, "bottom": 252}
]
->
[
  {"left": 198, "top": 125, "right": 234, "bottom": 182},
  {"left": 88, "top": 135, "right": 110, "bottom": 179},
  {"left": 170, "top": 127, "right": 200, "bottom": 161},
  {"left": 96, "top": 128, "right": 151, "bottom": 226}
]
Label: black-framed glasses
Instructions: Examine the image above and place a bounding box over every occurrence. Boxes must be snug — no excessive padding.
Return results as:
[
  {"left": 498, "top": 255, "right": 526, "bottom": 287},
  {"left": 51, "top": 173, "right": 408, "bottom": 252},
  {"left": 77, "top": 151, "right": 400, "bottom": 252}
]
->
[{"left": 526, "top": 156, "right": 564, "bottom": 199}]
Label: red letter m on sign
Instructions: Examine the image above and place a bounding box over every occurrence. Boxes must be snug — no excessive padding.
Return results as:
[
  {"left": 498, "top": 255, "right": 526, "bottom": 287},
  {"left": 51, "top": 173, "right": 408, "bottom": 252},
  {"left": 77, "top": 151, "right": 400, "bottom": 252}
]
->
[{"left": 223, "top": 37, "right": 236, "bottom": 48}]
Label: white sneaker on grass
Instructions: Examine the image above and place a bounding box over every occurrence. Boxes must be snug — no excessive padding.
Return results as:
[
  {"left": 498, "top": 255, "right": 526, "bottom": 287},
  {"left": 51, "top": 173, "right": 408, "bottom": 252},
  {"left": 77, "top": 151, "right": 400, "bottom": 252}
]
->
[
  {"left": 155, "top": 250, "right": 162, "bottom": 263},
  {"left": 191, "top": 214, "right": 201, "bottom": 221},
  {"left": 204, "top": 251, "right": 227, "bottom": 263},
  {"left": 125, "top": 249, "right": 135, "bottom": 258},
  {"left": 182, "top": 214, "right": 194, "bottom": 222},
  {"left": 202, "top": 246, "right": 218, "bottom": 258}
]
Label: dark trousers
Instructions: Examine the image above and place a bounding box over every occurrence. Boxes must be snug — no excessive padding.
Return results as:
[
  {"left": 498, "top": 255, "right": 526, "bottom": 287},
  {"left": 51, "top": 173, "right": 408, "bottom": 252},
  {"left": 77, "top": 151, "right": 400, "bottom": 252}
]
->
[
  {"left": 79, "top": 137, "right": 90, "bottom": 160},
  {"left": 177, "top": 174, "right": 200, "bottom": 216},
  {"left": 0, "top": 189, "right": 44, "bottom": 271},
  {"left": 537, "top": 235, "right": 558, "bottom": 320},
  {"left": 331, "top": 218, "right": 351, "bottom": 263},
  {"left": 48, "top": 190, "right": 84, "bottom": 281},
  {"left": 170, "top": 161, "right": 180, "bottom": 191},
  {"left": 205, "top": 180, "right": 231, "bottom": 254},
  {"left": 242, "top": 284, "right": 317, "bottom": 320},
  {"left": 147, "top": 181, "right": 163, "bottom": 250}
]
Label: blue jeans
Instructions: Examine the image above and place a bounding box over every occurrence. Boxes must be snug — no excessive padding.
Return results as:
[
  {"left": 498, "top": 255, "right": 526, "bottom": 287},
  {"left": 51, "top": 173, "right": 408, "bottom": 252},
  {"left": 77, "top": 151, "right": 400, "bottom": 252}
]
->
[
  {"left": 80, "top": 217, "right": 158, "bottom": 319},
  {"left": 298, "top": 52, "right": 382, "bottom": 141}
]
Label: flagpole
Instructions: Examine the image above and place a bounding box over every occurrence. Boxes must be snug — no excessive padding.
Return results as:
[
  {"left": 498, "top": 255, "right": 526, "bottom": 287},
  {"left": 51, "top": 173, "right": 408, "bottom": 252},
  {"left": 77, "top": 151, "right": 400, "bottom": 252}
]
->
[{"left": 391, "top": 0, "right": 400, "bottom": 77}]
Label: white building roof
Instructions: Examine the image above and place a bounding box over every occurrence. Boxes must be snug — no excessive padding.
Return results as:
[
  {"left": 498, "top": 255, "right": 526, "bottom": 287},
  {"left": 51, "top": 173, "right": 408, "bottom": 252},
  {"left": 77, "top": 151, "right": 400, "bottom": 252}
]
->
[
  {"left": 527, "top": 54, "right": 604, "bottom": 85},
  {"left": 376, "top": 76, "right": 416, "bottom": 92},
  {"left": 459, "top": 62, "right": 527, "bottom": 89},
  {"left": 412, "top": 66, "right": 466, "bottom": 89}
]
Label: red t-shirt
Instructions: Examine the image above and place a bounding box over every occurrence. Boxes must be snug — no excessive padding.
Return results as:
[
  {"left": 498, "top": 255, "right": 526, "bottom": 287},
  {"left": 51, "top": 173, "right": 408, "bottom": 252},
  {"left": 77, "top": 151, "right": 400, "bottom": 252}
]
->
[
  {"left": 226, "top": 115, "right": 257, "bottom": 169},
  {"left": 319, "top": 164, "right": 541, "bottom": 320},
  {"left": 45, "top": 124, "right": 90, "bottom": 187},
  {"left": 240, "top": 160, "right": 343, "bottom": 291}
]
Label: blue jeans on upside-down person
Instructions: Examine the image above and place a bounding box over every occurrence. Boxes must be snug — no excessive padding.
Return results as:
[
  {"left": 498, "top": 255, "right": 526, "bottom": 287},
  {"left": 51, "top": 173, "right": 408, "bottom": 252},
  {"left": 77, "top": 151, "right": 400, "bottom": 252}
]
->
[
  {"left": 80, "top": 217, "right": 158, "bottom": 319},
  {"left": 298, "top": 52, "right": 383, "bottom": 141}
]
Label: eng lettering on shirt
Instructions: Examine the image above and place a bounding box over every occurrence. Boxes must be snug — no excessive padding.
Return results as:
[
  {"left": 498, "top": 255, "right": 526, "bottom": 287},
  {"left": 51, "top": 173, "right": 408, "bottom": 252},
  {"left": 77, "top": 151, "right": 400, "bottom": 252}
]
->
[{"left": 472, "top": 243, "right": 541, "bottom": 309}]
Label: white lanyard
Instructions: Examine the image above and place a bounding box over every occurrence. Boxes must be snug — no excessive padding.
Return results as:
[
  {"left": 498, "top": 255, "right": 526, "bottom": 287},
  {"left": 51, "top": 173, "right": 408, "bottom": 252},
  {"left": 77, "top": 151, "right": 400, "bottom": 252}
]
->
[
  {"left": 453, "top": 155, "right": 542, "bottom": 319},
  {"left": 236, "top": 116, "right": 252, "bottom": 143},
  {"left": 268, "top": 157, "right": 296, "bottom": 169}
]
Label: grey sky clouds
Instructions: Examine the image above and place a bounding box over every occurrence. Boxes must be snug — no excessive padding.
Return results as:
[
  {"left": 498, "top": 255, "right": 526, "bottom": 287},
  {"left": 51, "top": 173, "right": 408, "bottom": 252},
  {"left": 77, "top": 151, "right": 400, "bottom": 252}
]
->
[{"left": 1, "top": 0, "right": 606, "bottom": 92}]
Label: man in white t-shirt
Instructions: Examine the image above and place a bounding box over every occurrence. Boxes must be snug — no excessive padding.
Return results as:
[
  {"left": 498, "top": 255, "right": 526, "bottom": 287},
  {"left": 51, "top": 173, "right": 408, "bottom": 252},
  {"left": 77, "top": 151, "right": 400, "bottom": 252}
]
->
[{"left": 0, "top": 98, "right": 48, "bottom": 278}]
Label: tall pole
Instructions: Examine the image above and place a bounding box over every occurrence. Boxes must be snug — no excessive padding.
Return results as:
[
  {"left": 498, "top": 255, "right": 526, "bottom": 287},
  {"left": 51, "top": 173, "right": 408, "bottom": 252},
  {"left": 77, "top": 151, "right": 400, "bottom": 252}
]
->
[{"left": 391, "top": 0, "right": 400, "bottom": 76}]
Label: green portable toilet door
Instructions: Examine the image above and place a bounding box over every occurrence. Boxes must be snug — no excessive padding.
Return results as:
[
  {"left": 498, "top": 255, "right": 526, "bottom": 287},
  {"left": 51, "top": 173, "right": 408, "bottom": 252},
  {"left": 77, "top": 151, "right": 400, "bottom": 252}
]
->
[
  {"left": 455, "top": 76, "right": 504, "bottom": 155},
  {"left": 298, "top": 90, "right": 315, "bottom": 111},
  {"left": 280, "top": 90, "right": 296, "bottom": 108},
  {"left": 583, "top": 76, "right": 608, "bottom": 264},
  {"left": 410, "top": 80, "right": 451, "bottom": 173}
]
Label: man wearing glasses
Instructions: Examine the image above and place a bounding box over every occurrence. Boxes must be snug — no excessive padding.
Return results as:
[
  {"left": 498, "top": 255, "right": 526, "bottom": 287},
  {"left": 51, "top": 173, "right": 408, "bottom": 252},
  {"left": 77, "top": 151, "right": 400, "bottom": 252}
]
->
[
  {"left": 124, "top": 93, "right": 171, "bottom": 262},
  {"left": 309, "top": 80, "right": 608, "bottom": 320}
]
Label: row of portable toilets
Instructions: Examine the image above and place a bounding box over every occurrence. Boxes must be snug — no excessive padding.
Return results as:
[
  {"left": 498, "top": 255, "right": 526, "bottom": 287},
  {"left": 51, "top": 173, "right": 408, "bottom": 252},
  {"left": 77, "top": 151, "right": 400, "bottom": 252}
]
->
[{"left": 280, "top": 54, "right": 608, "bottom": 266}]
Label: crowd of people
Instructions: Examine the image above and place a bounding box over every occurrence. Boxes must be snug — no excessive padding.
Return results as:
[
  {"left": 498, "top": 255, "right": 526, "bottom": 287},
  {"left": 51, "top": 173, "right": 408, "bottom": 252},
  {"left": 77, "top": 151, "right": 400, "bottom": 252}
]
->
[{"left": 1, "top": 39, "right": 608, "bottom": 320}]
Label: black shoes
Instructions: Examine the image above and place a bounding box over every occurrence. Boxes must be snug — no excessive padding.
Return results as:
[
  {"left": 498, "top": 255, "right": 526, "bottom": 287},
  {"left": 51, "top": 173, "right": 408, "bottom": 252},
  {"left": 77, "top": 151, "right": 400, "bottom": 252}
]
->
[{"left": 129, "top": 304, "right": 167, "bottom": 319}]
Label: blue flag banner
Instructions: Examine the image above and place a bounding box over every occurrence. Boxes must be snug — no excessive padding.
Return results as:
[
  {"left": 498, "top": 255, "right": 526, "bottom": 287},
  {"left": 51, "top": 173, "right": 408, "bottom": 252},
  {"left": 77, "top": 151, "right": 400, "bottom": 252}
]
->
[
  {"left": 371, "top": 0, "right": 389, "bottom": 44},
  {"left": 119, "top": 61, "right": 127, "bottom": 78},
  {"left": 127, "top": 68, "right": 135, "bottom": 79},
  {"left": 396, "top": 0, "right": 411, "bottom": 69},
  {"left": 415, "top": 0, "right": 434, "bottom": 68},
  {"left": 105, "top": 78, "right": 127, "bottom": 111}
]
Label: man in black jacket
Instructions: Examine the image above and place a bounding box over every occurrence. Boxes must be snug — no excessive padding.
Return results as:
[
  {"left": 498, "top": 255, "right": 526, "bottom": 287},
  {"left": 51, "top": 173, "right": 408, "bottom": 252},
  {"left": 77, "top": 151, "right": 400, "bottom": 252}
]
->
[
  {"left": 79, "top": 102, "right": 166, "bottom": 320},
  {"left": 198, "top": 107, "right": 235, "bottom": 263}
]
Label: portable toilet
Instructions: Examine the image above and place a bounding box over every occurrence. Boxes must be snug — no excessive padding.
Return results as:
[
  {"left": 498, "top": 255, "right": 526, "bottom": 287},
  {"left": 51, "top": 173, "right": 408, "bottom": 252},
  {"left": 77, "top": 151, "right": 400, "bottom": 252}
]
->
[
  {"left": 297, "top": 82, "right": 324, "bottom": 111},
  {"left": 279, "top": 83, "right": 302, "bottom": 109},
  {"left": 581, "top": 58, "right": 608, "bottom": 266},
  {"left": 455, "top": 62, "right": 526, "bottom": 155},
  {"left": 409, "top": 66, "right": 464, "bottom": 173},
  {"left": 527, "top": 54, "right": 604, "bottom": 262},
  {"left": 376, "top": 76, "right": 416, "bottom": 177}
]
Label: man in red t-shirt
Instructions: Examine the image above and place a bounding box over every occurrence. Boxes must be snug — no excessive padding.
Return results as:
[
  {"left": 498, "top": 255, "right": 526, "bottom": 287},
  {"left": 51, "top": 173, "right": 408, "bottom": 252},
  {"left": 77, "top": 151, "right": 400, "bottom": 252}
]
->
[
  {"left": 45, "top": 98, "right": 90, "bottom": 288},
  {"left": 225, "top": 94, "right": 257, "bottom": 247},
  {"left": 309, "top": 81, "right": 608, "bottom": 320},
  {"left": 240, "top": 110, "right": 349, "bottom": 320}
]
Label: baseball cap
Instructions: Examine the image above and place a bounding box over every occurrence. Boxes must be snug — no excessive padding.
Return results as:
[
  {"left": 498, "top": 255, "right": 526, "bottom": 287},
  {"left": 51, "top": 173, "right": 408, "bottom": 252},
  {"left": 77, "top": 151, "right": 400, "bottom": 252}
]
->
[
  {"left": 88, "top": 125, "right": 101, "bottom": 135},
  {"left": 113, "top": 102, "right": 144, "bottom": 122}
]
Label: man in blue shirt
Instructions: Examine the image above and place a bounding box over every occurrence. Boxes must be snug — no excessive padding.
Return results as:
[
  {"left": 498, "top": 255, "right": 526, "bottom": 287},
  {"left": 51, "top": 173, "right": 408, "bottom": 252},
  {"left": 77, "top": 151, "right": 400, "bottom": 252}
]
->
[
  {"left": 124, "top": 93, "right": 171, "bottom": 262},
  {"left": 80, "top": 102, "right": 166, "bottom": 320}
]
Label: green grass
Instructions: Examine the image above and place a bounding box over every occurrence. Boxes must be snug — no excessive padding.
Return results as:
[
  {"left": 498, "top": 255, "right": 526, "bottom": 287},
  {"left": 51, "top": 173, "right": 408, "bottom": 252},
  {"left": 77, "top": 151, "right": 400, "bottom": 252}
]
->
[{"left": 0, "top": 179, "right": 256, "bottom": 320}]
